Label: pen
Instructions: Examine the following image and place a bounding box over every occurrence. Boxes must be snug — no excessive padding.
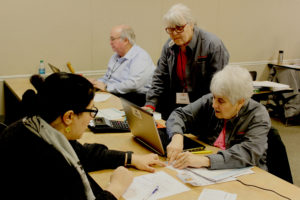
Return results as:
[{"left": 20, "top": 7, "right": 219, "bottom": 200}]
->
[
  {"left": 191, "top": 150, "right": 213, "bottom": 154},
  {"left": 143, "top": 186, "right": 159, "bottom": 200}
]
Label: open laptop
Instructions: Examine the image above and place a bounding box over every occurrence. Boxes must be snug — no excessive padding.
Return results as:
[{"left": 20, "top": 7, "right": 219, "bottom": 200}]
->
[
  {"left": 120, "top": 98, "right": 205, "bottom": 156},
  {"left": 48, "top": 63, "right": 61, "bottom": 73},
  {"left": 48, "top": 62, "right": 75, "bottom": 74}
]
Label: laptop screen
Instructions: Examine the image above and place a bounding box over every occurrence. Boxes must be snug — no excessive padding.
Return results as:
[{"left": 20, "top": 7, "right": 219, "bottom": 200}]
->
[{"left": 121, "top": 98, "right": 205, "bottom": 156}]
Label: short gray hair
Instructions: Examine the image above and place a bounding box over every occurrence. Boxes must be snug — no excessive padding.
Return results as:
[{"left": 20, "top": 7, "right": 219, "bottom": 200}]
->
[
  {"left": 210, "top": 65, "right": 254, "bottom": 105},
  {"left": 163, "top": 3, "right": 195, "bottom": 27},
  {"left": 120, "top": 25, "right": 136, "bottom": 45}
]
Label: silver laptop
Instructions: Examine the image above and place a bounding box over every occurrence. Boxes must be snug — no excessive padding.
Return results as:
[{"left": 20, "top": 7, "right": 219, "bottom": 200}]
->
[{"left": 121, "top": 98, "right": 205, "bottom": 156}]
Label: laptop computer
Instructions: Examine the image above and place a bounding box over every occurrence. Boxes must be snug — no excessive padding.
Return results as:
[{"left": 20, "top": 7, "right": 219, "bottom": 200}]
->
[
  {"left": 48, "top": 63, "right": 61, "bottom": 73},
  {"left": 48, "top": 62, "right": 75, "bottom": 74},
  {"left": 120, "top": 98, "right": 205, "bottom": 156}
]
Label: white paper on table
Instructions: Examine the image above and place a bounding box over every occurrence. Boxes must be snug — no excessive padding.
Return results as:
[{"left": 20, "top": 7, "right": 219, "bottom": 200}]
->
[
  {"left": 198, "top": 189, "right": 237, "bottom": 200},
  {"left": 122, "top": 171, "right": 190, "bottom": 200},
  {"left": 167, "top": 164, "right": 253, "bottom": 186},
  {"left": 177, "top": 170, "right": 236, "bottom": 186},
  {"left": 96, "top": 108, "right": 125, "bottom": 120},
  {"left": 94, "top": 93, "right": 111, "bottom": 102},
  {"left": 186, "top": 167, "right": 253, "bottom": 182},
  {"left": 153, "top": 112, "right": 162, "bottom": 120}
]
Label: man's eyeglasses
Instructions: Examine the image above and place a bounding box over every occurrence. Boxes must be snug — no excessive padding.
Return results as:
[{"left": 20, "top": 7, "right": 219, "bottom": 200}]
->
[
  {"left": 165, "top": 24, "right": 187, "bottom": 34},
  {"left": 110, "top": 36, "right": 121, "bottom": 41},
  {"left": 82, "top": 106, "right": 98, "bottom": 118}
]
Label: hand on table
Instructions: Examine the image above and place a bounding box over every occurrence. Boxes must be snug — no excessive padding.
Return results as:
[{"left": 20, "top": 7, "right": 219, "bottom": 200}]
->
[
  {"left": 172, "top": 152, "right": 211, "bottom": 169},
  {"left": 167, "top": 134, "right": 184, "bottom": 165},
  {"left": 132, "top": 153, "right": 166, "bottom": 173},
  {"left": 106, "top": 166, "right": 133, "bottom": 199}
]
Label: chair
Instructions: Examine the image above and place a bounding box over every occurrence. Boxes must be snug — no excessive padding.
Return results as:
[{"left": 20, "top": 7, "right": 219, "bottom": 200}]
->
[
  {"left": 266, "top": 127, "right": 293, "bottom": 183},
  {"left": 249, "top": 71, "right": 257, "bottom": 81},
  {"left": 0, "top": 122, "right": 7, "bottom": 134}
]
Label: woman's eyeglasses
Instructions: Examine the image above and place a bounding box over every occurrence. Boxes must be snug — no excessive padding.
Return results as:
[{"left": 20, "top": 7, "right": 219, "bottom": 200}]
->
[
  {"left": 165, "top": 24, "right": 187, "bottom": 34},
  {"left": 82, "top": 106, "right": 98, "bottom": 118}
]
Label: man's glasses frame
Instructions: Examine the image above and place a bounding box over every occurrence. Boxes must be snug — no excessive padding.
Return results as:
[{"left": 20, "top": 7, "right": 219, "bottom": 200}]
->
[
  {"left": 82, "top": 106, "right": 98, "bottom": 118},
  {"left": 165, "top": 24, "right": 187, "bottom": 34}
]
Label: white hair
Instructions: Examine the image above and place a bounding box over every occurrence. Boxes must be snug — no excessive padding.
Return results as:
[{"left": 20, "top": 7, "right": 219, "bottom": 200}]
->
[
  {"left": 120, "top": 25, "right": 136, "bottom": 45},
  {"left": 210, "top": 65, "right": 254, "bottom": 105},
  {"left": 163, "top": 3, "right": 195, "bottom": 27}
]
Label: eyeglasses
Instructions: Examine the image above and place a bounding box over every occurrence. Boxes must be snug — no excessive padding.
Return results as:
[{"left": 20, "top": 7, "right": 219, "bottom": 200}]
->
[
  {"left": 165, "top": 24, "right": 187, "bottom": 34},
  {"left": 82, "top": 106, "right": 98, "bottom": 118},
  {"left": 110, "top": 36, "right": 121, "bottom": 41}
]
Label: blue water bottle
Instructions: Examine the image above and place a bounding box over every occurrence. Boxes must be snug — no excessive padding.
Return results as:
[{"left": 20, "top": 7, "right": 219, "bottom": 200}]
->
[{"left": 38, "top": 60, "right": 45, "bottom": 75}]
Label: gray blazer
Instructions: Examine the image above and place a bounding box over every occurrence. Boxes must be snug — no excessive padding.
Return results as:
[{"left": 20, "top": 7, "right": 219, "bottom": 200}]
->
[
  {"left": 166, "top": 94, "right": 271, "bottom": 170},
  {"left": 146, "top": 27, "right": 229, "bottom": 119}
]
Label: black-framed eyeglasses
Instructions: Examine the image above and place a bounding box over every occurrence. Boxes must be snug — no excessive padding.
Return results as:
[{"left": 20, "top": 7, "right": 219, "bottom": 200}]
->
[
  {"left": 82, "top": 106, "right": 98, "bottom": 118},
  {"left": 165, "top": 24, "right": 187, "bottom": 34}
]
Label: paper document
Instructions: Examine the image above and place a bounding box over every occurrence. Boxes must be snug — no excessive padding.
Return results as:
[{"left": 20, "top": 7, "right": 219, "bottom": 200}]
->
[
  {"left": 253, "top": 81, "right": 291, "bottom": 91},
  {"left": 96, "top": 108, "right": 125, "bottom": 120},
  {"left": 167, "top": 164, "right": 253, "bottom": 186},
  {"left": 94, "top": 93, "right": 111, "bottom": 102},
  {"left": 187, "top": 167, "right": 253, "bottom": 182},
  {"left": 198, "top": 189, "right": 237, "bottom": 200},
  {"left": 122, "top": 171, "right": 190, "bottom": 200}
]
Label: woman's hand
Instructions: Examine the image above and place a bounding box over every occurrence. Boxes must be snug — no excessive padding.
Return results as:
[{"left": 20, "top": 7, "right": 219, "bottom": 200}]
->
[
  {"left": 131, "top": 153, "right": 166, "bottom": 173},
  {"left": 172, "top": 152, "right": 211, "bottom": 169},
  {"left": 167, "top": 134, "right": 184, "bottom": 165},
  {"left": 106, "top": 166, "right": 133, "bottom": 199}
]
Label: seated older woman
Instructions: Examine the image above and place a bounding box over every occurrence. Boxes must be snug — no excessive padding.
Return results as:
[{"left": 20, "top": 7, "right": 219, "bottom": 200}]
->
[{"left": 165, "top": 65, "right": 271, "bottom": 170}]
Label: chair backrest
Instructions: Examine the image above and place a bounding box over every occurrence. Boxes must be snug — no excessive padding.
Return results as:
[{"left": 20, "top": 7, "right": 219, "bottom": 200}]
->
[
  {"left": 0, "top": 122, "right": 7, "bottom": 134},
  {"left": 249, "top": 71, "right": 257, "bottom": 81},
  {"left": 267, "top": 127, "right": 293, "bottom": 183}
]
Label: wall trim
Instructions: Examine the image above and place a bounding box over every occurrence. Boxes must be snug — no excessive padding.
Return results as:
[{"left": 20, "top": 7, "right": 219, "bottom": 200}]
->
[
  {"left": 1, "top": 59, "right": 300, "bottom": 80},
  {"left": 230, "top": 59, "right": 300, "bottom": 66},
  {"left": 0, "top": 69, "right": 106, "bottom": 81}
]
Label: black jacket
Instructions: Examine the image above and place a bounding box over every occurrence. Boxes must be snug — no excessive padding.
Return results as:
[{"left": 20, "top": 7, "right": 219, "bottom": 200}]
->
[{"left": 0, "top": 120, "right": 126, "bottom": 200}]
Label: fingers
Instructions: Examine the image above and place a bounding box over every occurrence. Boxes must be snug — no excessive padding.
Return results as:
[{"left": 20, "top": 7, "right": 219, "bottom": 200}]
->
[
  {"left": 167, "top": 146, "right": 181, "bottom": 165},
  {"left": 173, "top": 153, "right": 189, "bottom": 169}
]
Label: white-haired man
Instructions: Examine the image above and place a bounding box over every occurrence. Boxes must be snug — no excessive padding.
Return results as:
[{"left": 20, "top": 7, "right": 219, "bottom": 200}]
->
[{"left": 92, "top": 25, "right": 155, "bottom": 106}]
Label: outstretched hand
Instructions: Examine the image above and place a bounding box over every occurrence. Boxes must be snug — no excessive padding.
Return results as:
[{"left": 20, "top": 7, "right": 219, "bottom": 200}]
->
[{"left": 131, "top": 153, "right": 166, "bottom": 173}]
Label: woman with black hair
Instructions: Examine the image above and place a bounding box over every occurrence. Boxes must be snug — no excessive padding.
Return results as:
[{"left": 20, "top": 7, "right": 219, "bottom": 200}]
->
[{"left": 0, "top": 72, "right": 165, "bottom": 200}]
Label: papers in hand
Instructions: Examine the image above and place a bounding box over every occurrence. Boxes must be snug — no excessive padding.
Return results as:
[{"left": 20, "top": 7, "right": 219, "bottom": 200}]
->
[
  {"left": 175, "top": 167, "right": 254, "bottom": 186},
  {"left": 253, "top": 81, "right": 291, "bottom": 92},
  {"left": 122, "top": 171, "right": 190, "bottom": 200}
]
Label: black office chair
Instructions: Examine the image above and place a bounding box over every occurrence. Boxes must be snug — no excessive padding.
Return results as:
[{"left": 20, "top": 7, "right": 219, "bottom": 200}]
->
[
  {"left": 266, "top": 127, "right": 293, "bottom": 183},
  {"left": 249, "top": 71, "right": 257, "bottom": 81},
  {"left": 0, "top": 122, "right": 7, "bottom": 134}
]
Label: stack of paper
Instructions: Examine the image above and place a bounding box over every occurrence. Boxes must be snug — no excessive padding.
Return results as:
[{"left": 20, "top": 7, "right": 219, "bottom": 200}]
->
[
  {"left": 122, "top": 171, "right": 190, "bottom": 200},
  {"left": 253, "top": 81, "right": 291, "bottom": 92},
  {"left": 96, "top": 108, "right": 125, "bottom": 120},
  {"left": 176, "top": 167, "right": 253, "bottom": 186},
  {"left": 198, "top": 189, "right": 237, "bottom": 200}
]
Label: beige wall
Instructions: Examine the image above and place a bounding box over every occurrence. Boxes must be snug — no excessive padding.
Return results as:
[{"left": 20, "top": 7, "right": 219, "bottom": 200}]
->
[{"left": 1, "top": 0, "right": 300, "bottom": 115}]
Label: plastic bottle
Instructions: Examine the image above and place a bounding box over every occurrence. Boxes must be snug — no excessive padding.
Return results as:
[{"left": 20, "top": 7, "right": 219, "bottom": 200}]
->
[
  {"left": 277, "top": 50, "right": 284, "bottom": 65},
  {"left": 38, "top": 60, "right": 46, "bottom": 75}
]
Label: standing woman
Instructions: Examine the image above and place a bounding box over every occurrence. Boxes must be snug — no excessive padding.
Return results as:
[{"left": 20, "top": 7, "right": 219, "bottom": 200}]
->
[
  {"left": 0, "top": 73, "right": 164, "bottom": 200},
  {"left": 145, "top": 3, "right": 229, "bottom": 119}
]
